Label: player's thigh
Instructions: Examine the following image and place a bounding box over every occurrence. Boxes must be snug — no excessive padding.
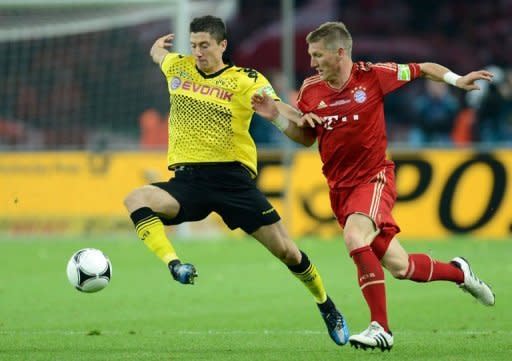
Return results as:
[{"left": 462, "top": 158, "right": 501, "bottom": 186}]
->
[
  {"left": 214, "top": 183, "right": 280, "bottom": 235},
  {"left": 380, "top": 237, "right": 409, "bottom": 277},
  {"left": 332, "top": 168, "right": 399, "bottom": 253},
  {"left": 152, "top": 177, "right": 212, "bottom": 224},
  {"left": 251, "top": 221, "right": 301, "bottom": 264},
  {"left": 330, "top": 185, "right": 379, "bottom": 251},
  {"left": 124, "top": 184, "right": 180, "bottom": 216}
]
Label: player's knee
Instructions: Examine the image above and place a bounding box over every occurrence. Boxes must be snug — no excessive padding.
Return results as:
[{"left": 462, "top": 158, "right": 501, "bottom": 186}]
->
[
  {"left": 343, "top": 230, "right": 366, "bottom": 251},
  {"left": 123, "top": 190, "right": 136, "bottom": 210}
]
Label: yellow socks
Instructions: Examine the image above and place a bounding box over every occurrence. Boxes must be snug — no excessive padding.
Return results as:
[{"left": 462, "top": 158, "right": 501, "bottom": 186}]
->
[
  {"left": 288, "top": 251, "right": 328, "bottom": 304},
  {"left": 130, "top": 207, "right": 178, "bottom": 264}
]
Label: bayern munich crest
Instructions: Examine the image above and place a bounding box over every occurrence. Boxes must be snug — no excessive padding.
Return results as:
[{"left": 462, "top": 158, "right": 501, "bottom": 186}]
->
[
  {"left": 353, "top": 89, "right": 367, "bottom": 103},
  {"left": 352, "top": 86, "right": 367, "bottom": 103},
  {"left": 170, "top": 76, "right": 181, "bottom": 90}
]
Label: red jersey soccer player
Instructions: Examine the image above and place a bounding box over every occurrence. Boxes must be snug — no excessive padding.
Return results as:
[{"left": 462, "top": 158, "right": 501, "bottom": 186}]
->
[{"left": 251, "top": 21, "right": 495, "bottom": 351}]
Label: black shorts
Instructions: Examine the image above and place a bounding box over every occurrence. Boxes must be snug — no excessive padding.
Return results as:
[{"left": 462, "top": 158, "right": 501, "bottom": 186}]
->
[{"left": 152, "top": 162, "right": 280, "bottom": 234}]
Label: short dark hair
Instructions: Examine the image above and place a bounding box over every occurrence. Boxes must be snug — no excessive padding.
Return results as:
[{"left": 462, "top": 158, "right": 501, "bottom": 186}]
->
[
  {"left": 306, "top": 22, "right": 352, "bottom": 57},
  {"left": 190, "top": 15, "right": 227, "bottom": 43}
]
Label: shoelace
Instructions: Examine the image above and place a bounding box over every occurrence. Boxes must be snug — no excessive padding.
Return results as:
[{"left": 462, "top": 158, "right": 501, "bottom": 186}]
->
[
  {"left": 324, "top": 311, "right": 343, "bottom": 330},
  {"left": 369, "top": 324, "right": 380, "bottom": 332},
  {"left": 171, "top": 264, "right": 189, "bottom": 281},
  {"left": 363, "top": 323, "right": 383, "bottom": 337}
]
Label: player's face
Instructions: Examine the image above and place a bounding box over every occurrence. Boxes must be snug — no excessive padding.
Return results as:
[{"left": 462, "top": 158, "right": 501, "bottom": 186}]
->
[
  {"left": 190, "top": 32, "right": 227, "bottom": 74},
  {"left": 308, "top": 40, "right": 342, "bottom": 83}
]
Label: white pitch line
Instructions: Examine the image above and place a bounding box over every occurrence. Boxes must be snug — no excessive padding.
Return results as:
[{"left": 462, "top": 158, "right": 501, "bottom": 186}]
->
[{"left": 0, "top": 329, "right": 510, "bottom": 336}]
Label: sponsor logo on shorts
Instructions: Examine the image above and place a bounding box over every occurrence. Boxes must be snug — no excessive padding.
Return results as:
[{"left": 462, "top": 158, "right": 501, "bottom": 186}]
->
[{"left": 262, "top": 207, "right": 275, "bottom": 215}]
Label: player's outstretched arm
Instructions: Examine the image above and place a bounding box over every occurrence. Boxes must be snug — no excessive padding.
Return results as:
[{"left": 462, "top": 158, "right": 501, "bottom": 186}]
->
[
  {"left": 419, "top": 62, "right": 494, "bottom": 91},
  {"left": 150, "top": 34, "right": 175, "bottom": 65},
  {"left": 251, "top": 93, "right": 316, "bottom": 146}
]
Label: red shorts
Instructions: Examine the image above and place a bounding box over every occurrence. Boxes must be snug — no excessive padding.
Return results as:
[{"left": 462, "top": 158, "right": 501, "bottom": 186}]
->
[{"left": 329, "top": 165, "right": 400, "bottom": 259}]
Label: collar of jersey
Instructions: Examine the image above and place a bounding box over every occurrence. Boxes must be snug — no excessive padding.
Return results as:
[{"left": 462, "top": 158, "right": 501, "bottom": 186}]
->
[{"left": 196, "top": 62, "right": 234, "bottom": 79}]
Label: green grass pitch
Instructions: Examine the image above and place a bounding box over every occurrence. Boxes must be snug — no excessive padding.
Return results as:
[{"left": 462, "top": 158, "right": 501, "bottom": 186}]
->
[{"left": 1, "top": 236, "right": 511, "bottom": 361}]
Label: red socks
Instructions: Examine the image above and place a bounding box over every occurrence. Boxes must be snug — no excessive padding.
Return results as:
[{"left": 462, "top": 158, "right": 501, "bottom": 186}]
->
[
  {"left": 350, "top": 246, "right": 389, "bottom": 331},
  {"left": 405, "top": 253, "right": 464, "bottom": 283},
  {"left": 349, "top": 248, "right": 464, "bottom": 333}
]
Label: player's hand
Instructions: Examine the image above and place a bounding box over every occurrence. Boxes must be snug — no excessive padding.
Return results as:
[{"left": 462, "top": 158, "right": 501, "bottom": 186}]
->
[
  {"left": 251, "top": 92, "right": 280, "bottom": 121},
  {"left": 150, "top": 34, "right": 174, "bottom": 64},
  {"left": 299, "top": 112, "right": 324, "bottom": 128},
  {"left": 457, "top": 70, "right": 494, "bottom": 91},
  {"left": 154, "top": 34, "right": 175, "bottom": 49}
]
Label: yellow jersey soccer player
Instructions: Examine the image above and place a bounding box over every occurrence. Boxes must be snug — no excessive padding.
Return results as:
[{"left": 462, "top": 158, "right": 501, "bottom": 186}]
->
[{"left": 123, "top": 15, "right": 349, "bottom": 346}]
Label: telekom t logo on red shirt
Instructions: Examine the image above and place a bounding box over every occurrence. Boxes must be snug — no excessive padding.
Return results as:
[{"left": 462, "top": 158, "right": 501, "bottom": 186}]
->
[{"left": 323, "top": 114, "right": 359, "bottom": 130}]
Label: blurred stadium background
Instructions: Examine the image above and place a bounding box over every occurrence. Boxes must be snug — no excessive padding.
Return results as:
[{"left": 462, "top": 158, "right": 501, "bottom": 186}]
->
[
  {"left": 1, "top": 2, "right": 511, "bottom": 360},
  {"left": 1, "top": 0, "right": 511, "bottom": 240}
]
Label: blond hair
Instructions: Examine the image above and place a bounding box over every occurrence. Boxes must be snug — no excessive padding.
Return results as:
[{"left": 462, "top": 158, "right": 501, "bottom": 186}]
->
[{"left": 306, "top": 22, "right": 352, "bottom": 57}]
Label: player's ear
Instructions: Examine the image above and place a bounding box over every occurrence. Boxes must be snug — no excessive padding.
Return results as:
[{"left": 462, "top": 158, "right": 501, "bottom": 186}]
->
[
  {"left": 337, "top": 47, "right": 345, "bottom": 58},
  {"left": 220, "top": 39, "right": 227, "bottom": 52}
]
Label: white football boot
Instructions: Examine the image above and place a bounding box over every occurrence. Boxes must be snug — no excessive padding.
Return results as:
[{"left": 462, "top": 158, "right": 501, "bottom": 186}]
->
[
  {"left": 349, "top": 321, "right": 393, "bottom": 351},
  {"left": 451, "top": 257, "right": 495, "bottom": 306}
]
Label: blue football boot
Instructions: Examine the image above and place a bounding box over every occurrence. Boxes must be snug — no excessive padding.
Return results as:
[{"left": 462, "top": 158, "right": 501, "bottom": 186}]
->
[
  {"left": 168, "top": 260, "right": 198, "bottom": 285},
  {"left": 317, "top": 296, "right": 350, "bottom": 346}
]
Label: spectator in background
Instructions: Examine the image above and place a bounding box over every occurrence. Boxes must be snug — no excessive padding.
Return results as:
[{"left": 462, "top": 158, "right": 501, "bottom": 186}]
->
[
  {"left": 139, "top": 108, "right": 168, "bottom": 149},
  {"left": 383, "top": 84, "right": 420, "bottom": 144},
  {"left": 410, "top": 81, "right": 460, "bottom": 145},
  {"left": 502, "top": 68, "right": 512, "bottom": 142},
  {"left": 469, "top": 65, "right": 512, "bottom": 143}
]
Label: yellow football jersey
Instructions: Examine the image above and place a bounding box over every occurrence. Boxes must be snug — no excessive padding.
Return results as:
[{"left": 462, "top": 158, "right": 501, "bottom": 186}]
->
[{"left": 160, "top": 53, "right": 280, "bottom": 176}]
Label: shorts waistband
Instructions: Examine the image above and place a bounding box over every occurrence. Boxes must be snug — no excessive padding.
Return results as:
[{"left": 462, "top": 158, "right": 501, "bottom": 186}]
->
[{"left": 172, "top": 162, "right": 241, "bottom": 172}]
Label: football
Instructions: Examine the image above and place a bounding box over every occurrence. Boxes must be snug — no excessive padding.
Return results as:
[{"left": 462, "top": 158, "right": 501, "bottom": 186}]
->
[{"left": 66, "top": 248, "right": 112, "bottom": 293}]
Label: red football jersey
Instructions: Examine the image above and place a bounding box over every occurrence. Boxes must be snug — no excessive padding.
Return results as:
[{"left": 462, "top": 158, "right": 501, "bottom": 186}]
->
[{"left": 297, "top": 61, "right": 421, "bottom": 188}]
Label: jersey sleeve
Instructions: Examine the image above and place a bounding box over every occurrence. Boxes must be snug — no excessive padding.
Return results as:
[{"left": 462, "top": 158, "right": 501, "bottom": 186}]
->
[
  {"left": 296, "top": 83, "right": 314, "bottom": 113},
  {"left": 373, "top": 62, "right": 421, "bottom": 96},
  {"left": 240, "top": 69, "right": 281, "bottom": 108},
  {"left": 160, "top": 52, "right": 184, "bottom": 78}
]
